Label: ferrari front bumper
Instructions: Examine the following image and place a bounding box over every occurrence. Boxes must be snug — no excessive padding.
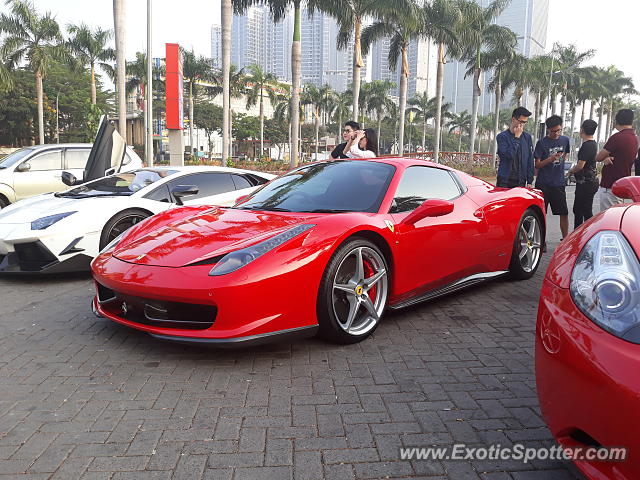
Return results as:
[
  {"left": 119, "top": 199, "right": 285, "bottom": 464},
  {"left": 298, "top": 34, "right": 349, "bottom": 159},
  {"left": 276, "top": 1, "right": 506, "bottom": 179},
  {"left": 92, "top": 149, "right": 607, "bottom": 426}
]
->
[{"left": 91, "top": 252, "right": 320, "bottom": 344}]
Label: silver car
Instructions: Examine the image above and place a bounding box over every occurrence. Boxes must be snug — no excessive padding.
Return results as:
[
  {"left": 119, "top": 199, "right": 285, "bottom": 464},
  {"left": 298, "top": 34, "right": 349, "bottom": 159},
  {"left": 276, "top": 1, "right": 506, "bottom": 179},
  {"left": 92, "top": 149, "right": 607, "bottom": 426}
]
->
[{"left": 0, "top": 142, "right": 142, "bottom": 208}]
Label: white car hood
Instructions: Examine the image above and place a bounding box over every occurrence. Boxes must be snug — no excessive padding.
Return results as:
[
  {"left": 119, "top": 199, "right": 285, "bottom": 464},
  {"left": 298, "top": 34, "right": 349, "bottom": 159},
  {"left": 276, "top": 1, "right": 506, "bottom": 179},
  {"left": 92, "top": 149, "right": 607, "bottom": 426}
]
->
[{"left": 0, "top": 193, "right": 93, "bottom": 223}]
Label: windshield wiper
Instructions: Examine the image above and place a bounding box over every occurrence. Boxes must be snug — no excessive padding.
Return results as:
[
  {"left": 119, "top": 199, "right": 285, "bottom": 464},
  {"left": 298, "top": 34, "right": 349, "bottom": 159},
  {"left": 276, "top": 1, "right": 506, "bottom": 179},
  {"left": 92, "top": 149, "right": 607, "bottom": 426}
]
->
[
  {"left": 243, "top": 206, "right": 291, "bottom": 212},
  {"left": 301, "top": 209, "right": 352, "bottom": 213}
]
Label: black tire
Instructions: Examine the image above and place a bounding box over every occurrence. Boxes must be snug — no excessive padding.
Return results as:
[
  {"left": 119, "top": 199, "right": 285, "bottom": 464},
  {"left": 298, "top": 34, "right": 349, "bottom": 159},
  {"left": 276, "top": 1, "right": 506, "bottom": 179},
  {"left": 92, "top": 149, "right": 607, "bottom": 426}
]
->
[
  {"left": 317, "top": 238, "right": 389, "bottom": 344},
  {"left": 0, "top": 195, "right": 8, "bottom": 209},
  {"left": 99, "top": 209, "right": 151, "bottom": 250},
  {"left": 508, "top": 208, "right": 543, "bottom": 280}
]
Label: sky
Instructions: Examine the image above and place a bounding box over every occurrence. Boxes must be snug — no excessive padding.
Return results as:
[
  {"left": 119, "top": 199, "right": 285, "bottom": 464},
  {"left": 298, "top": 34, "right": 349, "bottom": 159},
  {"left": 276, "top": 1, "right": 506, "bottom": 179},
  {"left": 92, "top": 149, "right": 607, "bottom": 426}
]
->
[{"left": 11, "top": 0, "right": 640, "bottom": 92}]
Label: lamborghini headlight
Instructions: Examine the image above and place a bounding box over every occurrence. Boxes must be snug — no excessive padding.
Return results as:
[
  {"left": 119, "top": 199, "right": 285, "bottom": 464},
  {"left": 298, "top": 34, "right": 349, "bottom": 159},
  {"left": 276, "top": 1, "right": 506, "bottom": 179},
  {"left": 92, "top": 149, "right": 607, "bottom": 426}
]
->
[
  {"left": 209, "top": 224, "right": 314, "bottom": 276},
  {"left": 31, "top": 211, "right": 76, "bottom": 230},
  {"left": 570, "top": 231, "right": 640, "bottom": 343}
]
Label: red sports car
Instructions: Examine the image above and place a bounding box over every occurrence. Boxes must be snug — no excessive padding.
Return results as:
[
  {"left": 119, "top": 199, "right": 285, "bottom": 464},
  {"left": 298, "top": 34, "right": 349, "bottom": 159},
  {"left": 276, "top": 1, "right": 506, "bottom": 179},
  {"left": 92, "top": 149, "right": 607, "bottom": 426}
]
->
[
  {"left": 536, "top": 176, "right": 640, "bottom": 479},
  {"left": 91, "top": 158, "right": 545, "bottom": 345}
]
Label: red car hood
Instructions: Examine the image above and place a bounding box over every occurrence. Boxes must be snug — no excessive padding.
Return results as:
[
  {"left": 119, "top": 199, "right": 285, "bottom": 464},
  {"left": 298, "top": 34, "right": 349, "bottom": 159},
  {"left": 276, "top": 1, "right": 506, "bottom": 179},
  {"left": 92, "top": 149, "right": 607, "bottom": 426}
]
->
[
  {"left": 621, "top": 204, "right": 640, "bottom": 258},
  {"left": 113, "top": 208, "right": 319, "bottom": 267}
]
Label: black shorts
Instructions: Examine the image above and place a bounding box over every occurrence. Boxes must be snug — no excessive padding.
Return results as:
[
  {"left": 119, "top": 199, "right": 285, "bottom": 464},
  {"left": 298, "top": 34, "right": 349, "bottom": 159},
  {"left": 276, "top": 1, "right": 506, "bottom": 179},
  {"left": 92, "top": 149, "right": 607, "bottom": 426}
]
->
[{"left": 539, "top": 185, "right": 568, "bottom": 215}]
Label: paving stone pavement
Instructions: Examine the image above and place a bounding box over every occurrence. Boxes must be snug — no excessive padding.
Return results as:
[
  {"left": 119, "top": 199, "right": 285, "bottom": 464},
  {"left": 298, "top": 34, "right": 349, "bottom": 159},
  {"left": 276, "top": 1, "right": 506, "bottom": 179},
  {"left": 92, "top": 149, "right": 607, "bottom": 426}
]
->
[{"left": 0, "top": 187, "right": 590, "bottom": 479}]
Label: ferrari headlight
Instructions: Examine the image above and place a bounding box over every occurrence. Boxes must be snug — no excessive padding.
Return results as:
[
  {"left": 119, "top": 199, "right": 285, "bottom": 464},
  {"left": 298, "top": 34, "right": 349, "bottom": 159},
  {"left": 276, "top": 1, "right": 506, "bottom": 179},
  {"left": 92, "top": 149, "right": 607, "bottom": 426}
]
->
[
  {"left": 570, "top": 231, "right": 640, "bottom": 342},
  {"left": 31, "top": 211, "right": 76, "bottom": 230},
  {"left": 99, "top": 232, "right": 125, "bottom": 255},
  {"left": 209, "top": 224, "right": 314, "bottom": 276}
]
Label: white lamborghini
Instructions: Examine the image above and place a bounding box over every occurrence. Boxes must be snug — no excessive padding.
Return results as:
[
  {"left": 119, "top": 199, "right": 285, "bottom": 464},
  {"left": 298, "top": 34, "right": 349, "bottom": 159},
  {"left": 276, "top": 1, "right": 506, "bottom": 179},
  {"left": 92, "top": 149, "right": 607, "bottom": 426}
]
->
[{"left": 0, "top": 166, "right": 275, "bottom": 273}]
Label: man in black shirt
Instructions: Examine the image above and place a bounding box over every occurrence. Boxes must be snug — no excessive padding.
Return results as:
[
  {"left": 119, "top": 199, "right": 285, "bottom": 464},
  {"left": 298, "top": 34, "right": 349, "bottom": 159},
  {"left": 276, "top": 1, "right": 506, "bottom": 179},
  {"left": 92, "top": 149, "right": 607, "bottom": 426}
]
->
[
  {"left": 568, "top": 119, "right": 599, "bottom": 229},
  {"left": 330, "top": 121, "right": 360, "bottom": 159}
]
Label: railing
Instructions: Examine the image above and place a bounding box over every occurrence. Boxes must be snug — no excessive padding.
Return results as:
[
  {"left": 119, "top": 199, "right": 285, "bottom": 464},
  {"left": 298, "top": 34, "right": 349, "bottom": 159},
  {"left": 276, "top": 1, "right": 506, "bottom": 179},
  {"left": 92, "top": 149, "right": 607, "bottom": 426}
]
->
[{"left": 175, "top": 151, "right": 497, "bottom": 178}]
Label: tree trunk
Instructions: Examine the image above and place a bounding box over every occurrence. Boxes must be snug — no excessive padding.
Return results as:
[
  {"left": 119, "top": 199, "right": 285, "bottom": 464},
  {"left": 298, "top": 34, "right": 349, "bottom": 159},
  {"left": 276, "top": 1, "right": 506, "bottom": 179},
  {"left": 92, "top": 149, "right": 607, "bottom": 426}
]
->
[
  {"left": 597, "top": 96, "right": 604, "bottom": 146},
  {"left": 35, "top": 71, "right": 44, "bottom": 144},
  {"left": 222, "top": 0, "right": 231, "bottom": 163},
  {"left": 90, "top": 63, "right": 97, "bottom": 105},
  {"left": 377, "top": 114, "right": 382, "bottom": 154},
  {"left": 113, "top": 0, "right": 127, "bottom": 141},
  {"left": 422, "top": 120, "right": 426, "bottom": 152},
  {"left": 259, "top": 91, "right": 264, "bottom": 159},
  {"left": 290, "top": 2, "right": 301, "bottom": 167},
  {"left": 589, "top": 100, "right": 595, "bottom": 120},
  {"left": 490, "top": 70, "right": 501, "bottom": 165},
  {"left": 469, "top": 67, "right": 481, "bottom": 160},
  {"left": 397, "top": 45, "right": 409, "bottom": 155},
  {"left": 533, "top": 90, "right": 541, "bottom": 145},
  {"left": 315, "top": 107, "right": 319, "bottom": 160},
  {"left": 433, "top": 43, "right": 445, "bottom": 163},
  {"left": 608, "top": 96, "right": 614, "bottom": 138},
  {"left": 580, "top": 99, "right": 586, "bottom": 126},
  {"left": 458, "top": 132, "right": 462, "bottom": 152},
  {"left": 352, "top": 17, "right": 363, "bottom": 120},
  {"left": 560, "top": 85, "right": 567, "bottom": 123},
  {"left": 189, "top": 82, "right": 194, "bottom": 157}
]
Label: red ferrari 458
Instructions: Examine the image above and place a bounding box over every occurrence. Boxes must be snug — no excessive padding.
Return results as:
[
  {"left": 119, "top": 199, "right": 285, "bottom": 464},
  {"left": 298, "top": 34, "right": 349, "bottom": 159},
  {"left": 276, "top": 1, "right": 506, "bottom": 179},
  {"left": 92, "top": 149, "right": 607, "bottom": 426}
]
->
[
  {"left": 92, "top": 158, "right": 545, "bottom": 345},
  {"left": 536, "top": 176, "right": 640, "bottom": 479}
]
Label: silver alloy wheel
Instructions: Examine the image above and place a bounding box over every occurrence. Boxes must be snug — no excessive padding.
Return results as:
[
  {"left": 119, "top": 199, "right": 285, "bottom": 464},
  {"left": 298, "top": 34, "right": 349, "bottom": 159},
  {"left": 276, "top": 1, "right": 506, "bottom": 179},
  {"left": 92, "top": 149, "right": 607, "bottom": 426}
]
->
[
  {"left": 518, "top": 215, "right": 542, "bottom": 273},
  {"left": 331, "top": 246, "right": 388, "bottom": 336}
]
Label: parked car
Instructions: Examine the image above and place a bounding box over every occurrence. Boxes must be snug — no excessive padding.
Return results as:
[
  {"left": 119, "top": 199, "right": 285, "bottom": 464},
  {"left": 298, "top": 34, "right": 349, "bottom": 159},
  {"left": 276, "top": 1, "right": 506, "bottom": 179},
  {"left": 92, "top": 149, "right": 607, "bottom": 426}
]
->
[
  {"left": 0, "top": 118, "right": 142, "bottom": 208},
  {"left": 0, "top": 166, "right": 274, "bottom": 274},
  {"left": 536, "top": 176, "right": 640, "bottom": 479},
  {"left": 92, "top": 157, "right": 546, "bottom": 346}
]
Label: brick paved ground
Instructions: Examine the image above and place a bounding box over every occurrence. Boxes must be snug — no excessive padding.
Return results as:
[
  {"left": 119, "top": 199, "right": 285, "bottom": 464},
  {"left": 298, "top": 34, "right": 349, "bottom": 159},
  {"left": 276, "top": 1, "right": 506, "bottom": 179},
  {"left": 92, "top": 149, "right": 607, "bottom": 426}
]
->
[{"left": 0, "top": 189, "right": 588, "bottom": 479}]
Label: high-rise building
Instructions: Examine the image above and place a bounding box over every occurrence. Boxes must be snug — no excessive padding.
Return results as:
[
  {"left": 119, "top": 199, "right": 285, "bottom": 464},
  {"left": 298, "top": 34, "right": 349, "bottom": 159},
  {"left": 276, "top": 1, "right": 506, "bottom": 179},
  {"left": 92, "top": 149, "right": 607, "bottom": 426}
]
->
[
  {"left": 265, "top": 13, "right": 293, "bottom": 82},
  {"left": 370, "top": 37, "right": 437, "bottom": 100},
  {"left": 443, "top": 0, "right": 549, "bottom": 114},
  {"left": 210, "top": 24, "right": 222, "bottom": 69},
  {"left": 231, "top": 6, "right": 267, "bottom": 71}
]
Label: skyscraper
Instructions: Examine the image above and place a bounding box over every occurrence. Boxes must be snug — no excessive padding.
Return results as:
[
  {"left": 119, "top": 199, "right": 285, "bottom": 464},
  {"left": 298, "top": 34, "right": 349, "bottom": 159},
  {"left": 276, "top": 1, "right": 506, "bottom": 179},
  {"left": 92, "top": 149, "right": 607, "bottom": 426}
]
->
[
  {"left": 443, "top": 0, "right": 549, "bottom": 114},
  {"left": 210, "top": 24, "right": 222, "bottom": 69},
  {"left": 231, "top": 6, "right": 267, "bottom": 71}
]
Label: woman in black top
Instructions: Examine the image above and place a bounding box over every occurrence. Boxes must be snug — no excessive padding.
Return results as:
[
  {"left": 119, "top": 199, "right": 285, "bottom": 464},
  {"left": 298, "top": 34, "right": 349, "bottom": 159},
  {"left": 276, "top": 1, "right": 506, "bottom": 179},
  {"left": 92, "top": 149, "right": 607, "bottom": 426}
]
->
[{"left": 568, "top": 120, "right": 599, "bottom": 229}]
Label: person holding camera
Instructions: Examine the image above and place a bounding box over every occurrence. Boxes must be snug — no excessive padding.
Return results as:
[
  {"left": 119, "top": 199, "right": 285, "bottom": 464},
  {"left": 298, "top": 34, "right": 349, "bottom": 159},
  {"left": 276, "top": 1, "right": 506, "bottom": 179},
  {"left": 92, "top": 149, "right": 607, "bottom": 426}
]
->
[
  {"left": 534, "top": 115, "right": 571, "bottom": 240},
  {"left": 343, "top": 128, "right": 379, "bottom": 158}
]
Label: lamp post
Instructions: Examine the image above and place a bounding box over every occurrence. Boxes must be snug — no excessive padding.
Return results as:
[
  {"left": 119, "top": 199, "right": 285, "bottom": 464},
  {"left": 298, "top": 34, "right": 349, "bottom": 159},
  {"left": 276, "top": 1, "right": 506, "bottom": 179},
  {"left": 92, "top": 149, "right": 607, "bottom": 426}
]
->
[{"left": 146, "top": 0, "right": 153, "bottom": 166}]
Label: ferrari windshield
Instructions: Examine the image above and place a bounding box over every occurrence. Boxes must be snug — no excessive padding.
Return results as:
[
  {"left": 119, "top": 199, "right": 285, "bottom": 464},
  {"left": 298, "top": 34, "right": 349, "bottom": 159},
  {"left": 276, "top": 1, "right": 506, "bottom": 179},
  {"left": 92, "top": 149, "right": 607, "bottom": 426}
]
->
[
  {"left": 57, "top": 169, "right": 178, "bottom": 198},
  {"left": 237, "top": 160, "right": 396, "bottom": 213}
]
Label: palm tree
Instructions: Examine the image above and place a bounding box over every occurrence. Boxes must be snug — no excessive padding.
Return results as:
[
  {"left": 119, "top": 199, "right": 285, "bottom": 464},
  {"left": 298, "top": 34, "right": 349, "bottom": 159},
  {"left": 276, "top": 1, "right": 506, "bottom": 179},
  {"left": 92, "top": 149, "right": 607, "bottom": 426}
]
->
[
  {"left": 487, "top": 51, "right": 521, "bottom": 163},
  {"left": 366, "top": 80, "right": 396, "bottom": 152},
  {"left": 67, "top": 23, "right": 115, "bottom": 105},
  {"left": 408, "top": 92, "right": 451, "bottom": 151},
  {"left": 307, "top": 0, "right": 409, "bottom": 121},
  {"left": 553, "top": 44, "right": 594, "bottom": 124},
  {"left": 113, "top": 0, "right": 127, "bottom": 141},
  {"left": 331, "top": 90, "right": 352, "bottom": 137},
  {"left": 455, "top": 0, "right": 515, "bottom": 159},
  {"left": 302, "top": 83, "right": 330, "bottom": 159},
  {"left": 601, "top": 66, "right": 635, "bottom": 137},
  {"left": 245, "top": 64, "right": 279, "bottom": 159},
  {"left": 182, "top": 49, "right": 215, "bottom": 157},
  {"left": 446, "top": 110, "right": 471, "bottom": 152},
  {"left": 421, "top": 0, "right": 460, "bottom": 162},
  {"left": 0, "top": 0, "right": 68, "bottom": 144},
  {"left": 526, "top": 54, "right": 553, "bottom": 142},
  {"left": 214, "top": 64, "right": 246, "bottom": 156},
  {"left": 361, "top": 0, "right": 421, "bottom": 154},
  {"left": 221, "top": 0, "right": 232, "bottom": 161}
]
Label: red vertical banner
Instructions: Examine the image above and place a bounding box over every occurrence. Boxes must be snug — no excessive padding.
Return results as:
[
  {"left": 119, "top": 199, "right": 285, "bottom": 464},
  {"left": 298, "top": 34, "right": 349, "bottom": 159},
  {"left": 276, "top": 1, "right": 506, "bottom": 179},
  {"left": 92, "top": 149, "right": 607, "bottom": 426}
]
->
[{"left": 165, "top": 43, "right": 184, "bottom": 130}]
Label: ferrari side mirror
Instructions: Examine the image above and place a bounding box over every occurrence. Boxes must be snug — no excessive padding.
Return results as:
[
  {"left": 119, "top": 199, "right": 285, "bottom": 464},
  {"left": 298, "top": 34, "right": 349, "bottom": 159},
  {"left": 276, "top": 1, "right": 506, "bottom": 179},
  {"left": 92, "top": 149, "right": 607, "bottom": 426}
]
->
[{"left": 401, "top": 199, "right": 454, "bottom": 226}]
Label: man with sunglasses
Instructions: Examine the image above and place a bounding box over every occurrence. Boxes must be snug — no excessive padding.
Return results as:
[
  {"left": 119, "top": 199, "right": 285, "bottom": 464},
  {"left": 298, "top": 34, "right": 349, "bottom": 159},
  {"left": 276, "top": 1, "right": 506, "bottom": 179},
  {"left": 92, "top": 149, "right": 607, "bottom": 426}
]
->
[
  {"left": 331, "top": 121, "right": 360, "bottom": 159},
  {"left": 496, "top": 107, "right": 534, "bottom": 188},
  {"left": 534, "top": 115, "right": 571, "bottom": 239}
]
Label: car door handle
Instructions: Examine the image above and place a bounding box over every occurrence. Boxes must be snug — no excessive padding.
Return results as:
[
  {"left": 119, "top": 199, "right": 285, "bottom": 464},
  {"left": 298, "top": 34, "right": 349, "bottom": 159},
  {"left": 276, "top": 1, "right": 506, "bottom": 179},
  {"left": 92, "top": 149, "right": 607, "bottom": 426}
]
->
[{"left": 473, "top": 210, "right": 484, "bottom": 219}]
